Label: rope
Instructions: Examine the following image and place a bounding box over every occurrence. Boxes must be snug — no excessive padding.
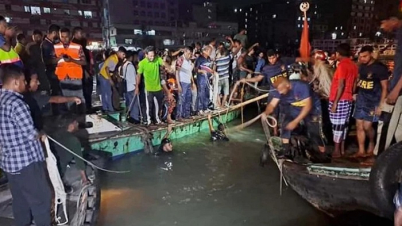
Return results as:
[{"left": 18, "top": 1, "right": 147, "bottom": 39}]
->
[
  {"left": 240, "top": 82, "right": 245, "bottom": 125},
  {"left": 47, "top": 136, "right": 130, "bottom": 174}
]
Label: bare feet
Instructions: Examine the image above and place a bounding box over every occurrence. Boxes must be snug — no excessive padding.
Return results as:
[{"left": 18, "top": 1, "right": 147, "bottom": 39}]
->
[
  {"left": 332, "top": 150, "right": 342, "bottom": 158},
  {"left": 365, "top": 142, "right": 375, "bottom": 157},
  {"left": 349, "top": 152, "right": 365, "bottom": 158}
]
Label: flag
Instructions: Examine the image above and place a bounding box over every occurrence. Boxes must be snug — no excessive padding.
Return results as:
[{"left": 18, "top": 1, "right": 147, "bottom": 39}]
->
[
  {"left": 400, "top": 0, "right": 402, "bottom": 12},
  {"left": 299, "top": 16, "right": 311, "bottom": 59}
]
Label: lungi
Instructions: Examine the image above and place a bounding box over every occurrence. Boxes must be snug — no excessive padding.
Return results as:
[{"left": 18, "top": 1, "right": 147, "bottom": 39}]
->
[{"left": 328, "top": 100, "right": 352, "bottom": 143}]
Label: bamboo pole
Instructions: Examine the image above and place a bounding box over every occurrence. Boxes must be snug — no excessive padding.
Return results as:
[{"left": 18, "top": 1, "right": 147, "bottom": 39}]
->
[{"left": 227, "top": 93, "right": 269, "bottom": 111}]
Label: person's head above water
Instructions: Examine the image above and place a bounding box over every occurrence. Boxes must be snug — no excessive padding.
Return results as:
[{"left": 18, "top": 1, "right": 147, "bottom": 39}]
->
[
  {"left": 161, "top": 138, "right": 173, "bottom": 153},
  {"left": 273, "top": 77, "right": 292, "bottom": 95}
]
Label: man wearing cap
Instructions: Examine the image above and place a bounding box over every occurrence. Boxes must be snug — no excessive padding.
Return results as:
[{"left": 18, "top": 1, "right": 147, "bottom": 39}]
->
[
  {"left": 263, "top": 77, "right": 326, "bottom": 159},
  {"left": 99, "top": 46, "right": 126, "bottom": 112}
]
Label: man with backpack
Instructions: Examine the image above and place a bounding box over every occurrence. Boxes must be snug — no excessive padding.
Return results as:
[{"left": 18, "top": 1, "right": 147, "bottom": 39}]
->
[{"left": 119, "top": 51, "right": 140, "bottom": 124}]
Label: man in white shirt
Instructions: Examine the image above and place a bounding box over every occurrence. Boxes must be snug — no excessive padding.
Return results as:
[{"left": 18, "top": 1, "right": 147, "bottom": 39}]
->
[
  {"left": 122, "top": 51, "right": 140, "bottom": 123},
  {"left": 176, "top": 47, "right": 194, "bottom": 121},
  {"left": 208, "top": 39, "right": 217, "bottom": 61}
]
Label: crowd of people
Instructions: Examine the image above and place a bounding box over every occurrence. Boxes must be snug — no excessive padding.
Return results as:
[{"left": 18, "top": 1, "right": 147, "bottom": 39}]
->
[{"left": 1, "top": 12, "right": 402, "bottom": 225}]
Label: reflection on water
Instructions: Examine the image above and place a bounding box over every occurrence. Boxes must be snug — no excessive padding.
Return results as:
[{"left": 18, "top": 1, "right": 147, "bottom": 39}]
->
[{"left": 98, "top": 117, "right": 392, "bottom": 226}]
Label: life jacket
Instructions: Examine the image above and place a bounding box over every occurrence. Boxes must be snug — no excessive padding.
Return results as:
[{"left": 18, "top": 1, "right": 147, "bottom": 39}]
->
[
  {"left": 0, "top": 47, "right": 23, "bottom": 68},
  {"left": 54, "top": 42, "right": 83, "bottom": 81}
]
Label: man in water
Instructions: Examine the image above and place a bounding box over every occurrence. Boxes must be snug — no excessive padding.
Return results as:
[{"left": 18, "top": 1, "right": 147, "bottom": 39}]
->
[
  {"left": 263, "top": 77, "right": 326, "bottom": 158},
  {"left": 154, "top": 124, "right": 174, "bottom": 156},
  {"left": 352, "top": 46, "right": 388, "bottom": 158},
  {"left": 207, "top": 114, "right": 229, "bottom": 141}
]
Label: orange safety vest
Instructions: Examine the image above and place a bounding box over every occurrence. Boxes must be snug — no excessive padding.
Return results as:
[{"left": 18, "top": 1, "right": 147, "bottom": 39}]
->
[{"left": 54, "top": 42, "right": 83, "bottom": 81}]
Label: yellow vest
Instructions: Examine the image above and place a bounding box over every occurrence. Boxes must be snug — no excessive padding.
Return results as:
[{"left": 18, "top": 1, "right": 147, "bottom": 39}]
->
[
  {"left": 100, "top": 54, "right": 118, "bottom": 79},
  {"left": 0, "top": 47, "right": 21, "bottom": 65}
]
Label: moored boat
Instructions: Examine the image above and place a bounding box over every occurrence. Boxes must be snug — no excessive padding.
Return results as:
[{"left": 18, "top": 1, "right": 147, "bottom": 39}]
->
[{"left": 264, "top": 135, "right": 402, "bottom": 219}]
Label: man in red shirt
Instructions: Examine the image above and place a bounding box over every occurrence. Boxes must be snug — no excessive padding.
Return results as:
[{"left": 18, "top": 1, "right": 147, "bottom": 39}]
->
[{"left": 328, "top": 43, "right": 358, "bottom": 158}]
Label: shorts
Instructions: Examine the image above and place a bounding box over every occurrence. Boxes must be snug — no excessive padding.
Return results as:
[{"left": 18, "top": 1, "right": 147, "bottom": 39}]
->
[
  {"left": 281, "top": 113, "right": 326, "bottom": 147},
  {"left": 353, "top": 104, "right": 379, "bottom": 122},
  {"left": 218, "top": 78, "right": 230, "bottom": 96}
]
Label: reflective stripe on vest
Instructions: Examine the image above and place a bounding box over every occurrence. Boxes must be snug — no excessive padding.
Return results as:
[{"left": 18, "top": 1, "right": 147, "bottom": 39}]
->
[
  {"left": 54, "top": 43, "right": 83, "bottom": 81},
  {"left": 0, "top": 48, "right": 21, "bottom": 64}
]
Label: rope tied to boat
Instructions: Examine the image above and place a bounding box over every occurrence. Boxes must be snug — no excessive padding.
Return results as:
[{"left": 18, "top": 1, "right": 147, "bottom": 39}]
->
[{"left": 47, "top": 136, "right": 131, "bottom": 174}]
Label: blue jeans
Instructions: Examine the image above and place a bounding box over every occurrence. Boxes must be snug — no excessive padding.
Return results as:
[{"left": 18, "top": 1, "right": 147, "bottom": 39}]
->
[
  {"left": 98, "top": 75, "right": 113, "bottom": 112},
  {"left": 177, "top": 82, "right": 192, "bottom": 119},
  {"left": 125, "top": 90, "right": 140, "bottom": 121},
  {"left": 197, "top": 77, "right": 210, "bottom": 111}
]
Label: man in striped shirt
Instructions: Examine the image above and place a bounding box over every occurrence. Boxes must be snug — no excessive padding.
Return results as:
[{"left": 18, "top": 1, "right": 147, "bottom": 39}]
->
[{"left": 215, "top": 48, "right": 231, "bottom": 108}]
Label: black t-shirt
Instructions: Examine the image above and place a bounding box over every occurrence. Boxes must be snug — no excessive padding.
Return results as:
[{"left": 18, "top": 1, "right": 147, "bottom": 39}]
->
[
  {"left": 211, "top": 130, "right": 229, "bottom": 141},
  {"left": 356, "top": 61, "right": 389, "bottom": 107},
  {"left": 23, "top": 92, "right": 51, "bottom": 131}
]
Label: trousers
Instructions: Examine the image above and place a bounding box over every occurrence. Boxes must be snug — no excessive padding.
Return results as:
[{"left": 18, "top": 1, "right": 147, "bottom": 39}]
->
[
  {"left": 177, "top": 82, "right": 192, "bottom": 119},
  {"left": 6, "top": 161, "right": 52, "bottom": 226}
]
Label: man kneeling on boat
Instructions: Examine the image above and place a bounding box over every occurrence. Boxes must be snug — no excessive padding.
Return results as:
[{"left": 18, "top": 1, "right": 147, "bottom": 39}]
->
[
  {"left": 50, "top": 114, "right": 88, "bottom": 193},
  {"left": 264, "top": 77, "right": 326, "bottom": 160}
]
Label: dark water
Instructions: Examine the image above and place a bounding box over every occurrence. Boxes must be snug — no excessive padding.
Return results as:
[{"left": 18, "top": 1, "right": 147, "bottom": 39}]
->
[{"left": 98, "top": 119, "right": 392, "bottom": 226}]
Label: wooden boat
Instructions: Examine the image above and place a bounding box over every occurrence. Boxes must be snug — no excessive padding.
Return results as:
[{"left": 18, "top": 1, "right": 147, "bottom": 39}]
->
[
  {"left": 264, "top": 136, "right": 402, "bottom": 220},
  {"left": 0, "top": 152, "right": 104, "bottom": 226}
]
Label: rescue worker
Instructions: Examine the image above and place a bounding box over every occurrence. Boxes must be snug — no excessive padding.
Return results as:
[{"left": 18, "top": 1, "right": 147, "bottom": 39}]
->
[
  {"left": 53, "top": 27, "right": 86, "bottom": 112},
  {"left": 263, "top": 77, "right": 326, "bottom": 159},
  {"left": 239, "top": 49, "right": 298, "bottom": 135},
  {"left": 353, "top": 46, "right": 388, "bottom": 158}
]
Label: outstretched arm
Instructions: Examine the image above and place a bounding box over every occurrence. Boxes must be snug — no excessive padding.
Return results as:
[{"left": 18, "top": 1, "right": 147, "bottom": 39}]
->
[
  {"left": 207, "top": 114, "right": 215, "bottom": 133},
  {"left": 164, "top": 124, "right": 174, "bottom": 139}
]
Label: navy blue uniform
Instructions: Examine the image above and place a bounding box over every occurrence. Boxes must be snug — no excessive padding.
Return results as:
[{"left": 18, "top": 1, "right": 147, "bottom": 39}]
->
[
  {"left": 271, "top": 80, "right": 325, "bottom": 146},
  {"left": 354, "top": 61, "right": 389, "bottom": 122},
  {"left": 262, "top": 57, "right": 295, "bottom": 120}
]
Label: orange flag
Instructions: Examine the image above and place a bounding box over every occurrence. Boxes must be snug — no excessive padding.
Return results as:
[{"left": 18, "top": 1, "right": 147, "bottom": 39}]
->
[{"left": 299, "top": 15, "right": 311, "bottom": 58}]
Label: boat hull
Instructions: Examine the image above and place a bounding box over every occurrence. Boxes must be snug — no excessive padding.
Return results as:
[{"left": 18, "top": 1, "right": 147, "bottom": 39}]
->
[
  {"left": 281, "top": 161, "right": 381, "bottom": 217},
  {"left": 88, "top": 110, "right": 240, "bottom": 158}
]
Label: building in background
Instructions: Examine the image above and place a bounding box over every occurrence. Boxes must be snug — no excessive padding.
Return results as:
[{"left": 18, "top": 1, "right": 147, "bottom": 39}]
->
[
  {"left": 192, "top": 2, "right": 216, "bottom": 26},
  {"left": 0, "top": 0, "right": 102, "bottom": 46},
  {"left": 348, "top": 0, "right": 375, "bottom": 38},
  {"left": 104, "top": 0, "right": 237, "bottom": 49}
]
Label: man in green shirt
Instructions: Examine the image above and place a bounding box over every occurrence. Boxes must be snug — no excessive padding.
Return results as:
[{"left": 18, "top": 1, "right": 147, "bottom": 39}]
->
[{"left": 135, "top": 46, "right": 173, "bottom": 125}]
